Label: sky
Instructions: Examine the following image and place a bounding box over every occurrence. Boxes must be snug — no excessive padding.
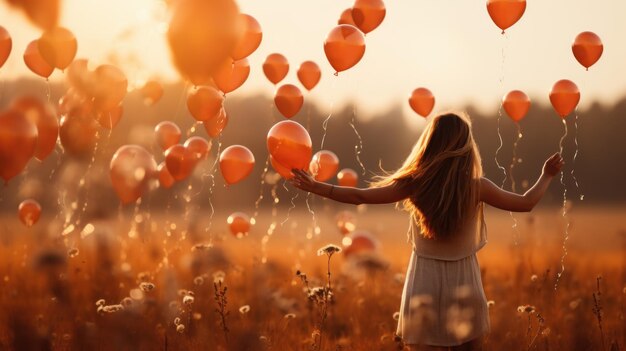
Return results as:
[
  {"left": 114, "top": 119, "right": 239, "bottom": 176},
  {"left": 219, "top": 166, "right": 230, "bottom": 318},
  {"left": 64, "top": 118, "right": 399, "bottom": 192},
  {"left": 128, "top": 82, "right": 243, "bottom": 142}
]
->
[{"left": 1, "top": 0, "right": 625, "bottom": 127}]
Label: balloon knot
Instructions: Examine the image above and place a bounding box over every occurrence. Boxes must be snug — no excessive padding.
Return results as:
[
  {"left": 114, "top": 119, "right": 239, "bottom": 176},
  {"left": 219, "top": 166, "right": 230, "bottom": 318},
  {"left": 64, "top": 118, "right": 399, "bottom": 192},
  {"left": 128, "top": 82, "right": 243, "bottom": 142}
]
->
[
  {"left": 334, "top": 72, "right": 338, "bottom": 77},
  {"left": 501, "top": 30, "right": 505, "bottom": 35}
]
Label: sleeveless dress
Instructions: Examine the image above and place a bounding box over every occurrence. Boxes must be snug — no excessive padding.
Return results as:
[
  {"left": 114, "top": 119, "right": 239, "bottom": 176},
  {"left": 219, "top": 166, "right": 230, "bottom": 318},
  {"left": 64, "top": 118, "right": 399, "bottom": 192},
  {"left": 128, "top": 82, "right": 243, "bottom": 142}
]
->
[{"left": 396, "top": 202, "right": 489, "bottom": 347}]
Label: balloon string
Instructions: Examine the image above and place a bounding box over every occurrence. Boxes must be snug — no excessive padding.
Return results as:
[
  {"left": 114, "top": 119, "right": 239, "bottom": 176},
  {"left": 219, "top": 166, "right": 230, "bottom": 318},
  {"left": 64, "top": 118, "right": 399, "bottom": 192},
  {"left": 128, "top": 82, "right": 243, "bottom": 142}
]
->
[
  {"left": 305, "top": 192, "right": 318, "bottom": 236},
  {"left": 281, "top": 183, "right": 299, "bottom": 227},
  {"left": 185, "top": 121, "right": 200, "bottom": 138},
  {"left": 204, "top": 135, "right": 222, "bottom": 239},
  {"left": 45, "top": 80, "right": 51, "bottom": 104},
  {"left": 252, "top": 156, "right": 270, "bottom": 222},
  {"left": 261, "top": 184, "right": 280, "bottom": 265},
  {"left": 73, "top": 131, "right": 102, "bottom": 230},
  {"left": 320, "top": 78, "right": 338, "bottom": 151},
  {"left": 508, "top": 123, "right": 523, "bottom": 245},
  {"left": 571, "top": 110, "right": 583, "bottom": 200},
  {"left": 495, "top": 106, "right": 507, "bottom": 188},
  {"left": 350, "top": 104, "right": 366, "bottom": 175},
  {"left": 555, "top": 119, "right": 570, "bottom": 290}
]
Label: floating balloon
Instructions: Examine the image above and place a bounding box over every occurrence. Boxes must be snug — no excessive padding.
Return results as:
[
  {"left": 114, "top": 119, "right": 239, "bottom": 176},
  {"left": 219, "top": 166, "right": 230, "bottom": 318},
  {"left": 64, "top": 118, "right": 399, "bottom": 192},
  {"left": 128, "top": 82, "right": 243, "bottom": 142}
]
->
[
  {"left": 0, "top": 110, "right": 38, "bottom": 184},
  {"left": 324, "top": 25, "right": 366, "bottom": 74},
  {"left": 572, "top": 31, "right": 603, "bottom": 70},
  {"left": 110, "top": 145, "right": 157, "bottom": 204},
  {"left": 549, "top": 80, "right": 580, "bottom": 118},
  {"left": 184, "top": 136, "right": 211, "bottom": 160},
  {"left": 91, "top": 64, "right": 128, "bottom": 113},
  {"left": 165, "top": 144, "right": 197, "bottom": 181},
  {"left": 486, "top": 0, "right": 526, "bottom": 34},
  {"left": 227, "top": 212, "right": 251, "bottom": 237},
  {"left": 154, "top": 121, "right": 181, "bottom": 151},
  {"left": 297, "top": 61, "right": 321, "bottom": 91},
  {"left": 96, "top": 104, "right": 123, "bottom": 129},
  {"left": 352, "top": 0, "right": 386, "bottom": 34},
  {"left": 10, "top": 96, "right": 58, "bottom": 161},
  {"left": 59, "top": 105, "right": 99, "bottom": 157},
  {"left": 310, "top": 150, "right": 339, "bottom": 181},
  {"left": 337, "top": 168, "right": 358, "bottom": 187},
  {"left": 502, "top": 90, "right": 530, "bottom": 122},
  {"left": 23, "top": 40, "right": 53, "bottom": 78},
  {"left": 187, "top": 86, "right": 224, "bottom": 121},
  {"left": 270, "top": 155, "right": 294, "bottom": 180},
  {"left": 38, "top": 27, "right": 77, "bottom": 70},
  {"left": 219, "top": 145, "right": 255, "bottom": 185},
  {"left": 336, "top": 211, "right": 357, "bottom": 235},
  {"left": 18, "top": 199, "right": 41, "bottom": 227},
  {"left": 203, "top": 109, "right": 228, "bottom": 137},
  {"left": 157, "top": 161, "right": 175, "bottom": 189},
  {"left": 0, "top": 26, "right": 12, "bottom": 69},
  {"left": 231, "top": 14, "right": 262, "bottom": 61},
  {"left": 139, "top": 80, "right": 163, "bottom": 106},
  {"left": 5, "top": 0, "right": 60, "bottom": 30},
  {"left": 212, "top": 58, "right": 250, "bottom": 94},
  {"left": 262, "top": 53, "right": 289, "bottom": 84},
  {"left": 266, "top": 120, "right": 312, "bottom": 170},
  {"left": 342, "top": 230, "right": 378, "bottom": 257},
  {"left": 338, "top": 8, "right": 356, "bottom": 26},
  {"left": 408, "top": 88, "right": 435, "bottom": 117},
  {"left": 167, "top": 0, "right": 240, "bottom": 85},
  {"left": 274, "top": 84, "right": 303, "bottom": 118}
]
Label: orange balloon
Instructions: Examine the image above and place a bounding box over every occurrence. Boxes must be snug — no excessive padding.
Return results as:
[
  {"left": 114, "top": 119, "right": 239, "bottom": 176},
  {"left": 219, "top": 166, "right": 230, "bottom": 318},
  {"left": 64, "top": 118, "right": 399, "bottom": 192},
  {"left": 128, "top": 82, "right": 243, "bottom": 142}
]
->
[
  {"left": 167, "top": 0, "right": 240, "bottom": 85},
  {"left": 157, "top": 161, "right": 176, "bottom": 189},
  {"left": 91, "top": 64, "right": 128, "bottom": 113},
  {"left": 187, "top": 86, "right": 224, "bottom": 121},
  {"left": 219, "top": 145, "right": 255, "bottom": 185},
  {"left": 502, "top": 90, "right": 530, "bottom": 122},
  {"left": 343, "top": 231, "right": 378, "bottom": 257},
  {"left": 408, "top": 88, "right": 435, "bottom": 117},
  {"left": 338, "top": 8, "right": 356, "bottom": 26},
  {"left": 262, "top": 53, "right": 289, "bottom": 84},
  {"left": 165, "top": 144, "right": 197, "bottom": 181},
  {"left": 486, "top": 0, "right": 526, "bottom": 34},
  {"left": 352, "top": 0, "right": 386, "bottom": 34},
  {"left": 266, "top": 120, "right": 312, "bottom": 170},
  {"left": 336, "top": 210, "right": 356, "bottom": 235},
  {"left": 184, "top": 136, "right": 211, "bottom": 160},
  {"left": 38, "top": 27, "right": 77, "bottom": 70},
  {"left": 110, "top": 145, "right": 157, "bottom": 204},
  {"left": 0, "top": 110, "right": 38, "bottom": 183},
  {"left": 18, "top": 199, "right": 41, "bottom": 227},
  {"left": 227, "top": 212, "right": 251, "bottom": 237},
  {"left": 23, "top": 40, "right": 53, "bottom": 78},
  {"left": 337, "top": 168, "right": 358, "bottom": 187},
  {"left": 231, "top": 14, "right": 262, "bottom": 61},
  {"left": 59, "top": 105, "right": 99, "bottom": 157},
  {"left": 572, "top": 32, "right": 603, "bottom": 70},
  {"left": 139, "top": 80, "right": 163, "bottom": 106},
  {"left": 274, "top": 84, "right": 303, "bottom": 119},
  {"left": 5, "top": 0, "right": 60, "bottom": 30},
  {"left": 324, "top": 25, "right": 366, "bottom": 74},
  {"left": 297, "top": 61, "right": 321, "bottom": 91},
  {"left": 0, "top": 26, "right": 11, "bottom": 69},
  {"left": 203, "top": 109, "right": 228, "bottom": 137},
  {"left": 10, "top": 96, "right": 58, "bottom": 161},
  {"left": 155, "top": 121, "right": 181, "bottom": 151},
  {"left": 213, "top": 58, "right": 250, "bottom": 94},
  {"left": 310, "top": 150, "right": 339, "bottom": 182},
  {"left": 549, "top": 80, "right": 580, "bottom": 118},
  {"left": 96, "top": 104, "right": 123, "bottom": 129},
  {"left": 270, "top": 155, "right": 294, "bottom": 180}
]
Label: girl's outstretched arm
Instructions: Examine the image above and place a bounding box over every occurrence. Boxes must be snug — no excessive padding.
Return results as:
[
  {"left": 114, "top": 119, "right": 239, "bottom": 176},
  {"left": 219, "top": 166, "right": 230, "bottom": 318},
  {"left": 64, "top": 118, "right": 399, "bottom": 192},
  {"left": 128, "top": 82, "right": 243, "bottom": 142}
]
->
[
  {"left": 480, "top": 152, "right": 564, "bottom": 212},
  {"left": 289, "top": 169, "right": 411, "bottom": 205}
]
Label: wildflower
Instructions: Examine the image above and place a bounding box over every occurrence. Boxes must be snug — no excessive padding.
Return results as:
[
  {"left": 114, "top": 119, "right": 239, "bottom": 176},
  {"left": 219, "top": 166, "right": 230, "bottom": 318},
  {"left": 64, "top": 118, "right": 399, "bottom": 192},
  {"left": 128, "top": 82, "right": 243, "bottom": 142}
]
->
[
  {"left": 95, "top": 299, "right": 105, "bottom": 307},
  {"left": 487, "top": 300, "right": 495, "bottom": 308},
  {"left": 317, "top": 244, "right": 342, "bottom": 257},
  {"left": 239, "top": 305, "right": 250, "bottom": 314},
  {"left": 121, "top": 297, "right": 133, "bottom": 307},
  {"left": 392, "top": 312, "right": 400, "bottom": 321},
  {"left": 542, "top": 327, "right": 551, "bottom": 336},
  {"left": 176, "top": 324, "right": 185, "bottom": 333},
  {"left": 284, "top": 313, "right": 296, "bottom": 319},
  {"left": 174, "top": 317, "right": 181, "bottom": 325},
  {"left": 68, "top": 248, "right": 79, "bottom": 258},
  {"left": 102, "top": 304, "right": 125, "bottom": 313},
  {"left": 193, "top": 276, "right": 204, "bottom": 286},
  {"left": 213, "top": 270, "right": 226, "bottom": 284},
  {"left": 183, "top": 295, "right": 195, "bottom": 305},
  {"left": 531, "top": 274, "right": 538, "bottom": 282},
  {"left": 139, "top": 282, "right": 155, "bottom": 292},
  {"left": 517, "top": 305, "right": 535, "bottom": 313}
]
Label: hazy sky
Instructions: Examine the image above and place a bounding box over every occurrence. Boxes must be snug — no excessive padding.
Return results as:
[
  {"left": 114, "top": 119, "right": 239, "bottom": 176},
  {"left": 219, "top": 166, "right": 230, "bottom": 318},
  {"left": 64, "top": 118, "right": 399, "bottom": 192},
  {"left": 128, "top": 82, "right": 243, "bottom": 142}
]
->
[{"left": 1, "top": 0, "right": 625, "bottom": 125}]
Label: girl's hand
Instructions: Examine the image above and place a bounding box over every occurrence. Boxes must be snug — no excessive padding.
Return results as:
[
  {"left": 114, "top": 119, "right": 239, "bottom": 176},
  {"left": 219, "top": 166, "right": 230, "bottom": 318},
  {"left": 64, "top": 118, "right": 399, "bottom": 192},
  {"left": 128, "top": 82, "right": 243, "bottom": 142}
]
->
[
  {"left": 542, "top": 152, "right": 564, "bottom": 177},
  {"left": 290, "top": 169, "right": 318, "bottom": 193}
]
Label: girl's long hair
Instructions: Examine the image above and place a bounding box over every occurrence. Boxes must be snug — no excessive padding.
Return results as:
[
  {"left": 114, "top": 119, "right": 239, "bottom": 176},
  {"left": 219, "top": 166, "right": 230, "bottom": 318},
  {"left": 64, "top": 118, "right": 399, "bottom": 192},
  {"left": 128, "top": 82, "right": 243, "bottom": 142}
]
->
[{"left": 373, "top": 112, "right": 483, "bottom": 240}]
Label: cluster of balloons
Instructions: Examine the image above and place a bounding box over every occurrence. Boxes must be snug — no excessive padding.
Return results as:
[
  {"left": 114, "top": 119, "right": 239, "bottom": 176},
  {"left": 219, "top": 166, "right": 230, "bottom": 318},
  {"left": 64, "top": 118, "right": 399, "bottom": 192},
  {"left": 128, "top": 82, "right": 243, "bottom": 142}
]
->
[{"left": 23, "top": 27, "right": 77, "bottom": 79}]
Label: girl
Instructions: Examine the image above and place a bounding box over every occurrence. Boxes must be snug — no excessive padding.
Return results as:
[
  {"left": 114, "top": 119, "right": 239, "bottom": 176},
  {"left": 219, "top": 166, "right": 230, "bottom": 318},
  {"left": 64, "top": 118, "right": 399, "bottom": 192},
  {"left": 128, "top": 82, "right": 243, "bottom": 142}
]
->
[{"left": 289, "top": 112, "right": 564, "bottom": 351}]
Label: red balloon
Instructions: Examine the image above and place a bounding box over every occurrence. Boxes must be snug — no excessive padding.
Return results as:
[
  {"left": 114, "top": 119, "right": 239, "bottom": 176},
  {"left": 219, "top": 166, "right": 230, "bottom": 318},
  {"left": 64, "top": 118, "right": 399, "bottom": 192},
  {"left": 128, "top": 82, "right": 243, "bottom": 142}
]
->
[
  {"left": 203, "top": 108, "right": 228, "bottom": 138},
  {"left": 157, "top": 161, "right": 175, "bottom": 189},
  {"left": 165, "top": 144, "right": 197, "bottom": 181},
  {"left": 184, "top": 136, "right": 211, "bottom": 160},
  {"left": 274, "top": 84, "right": 303, "bottom": 118},
  {"left": 219, "top": 145, "right": 255, "bottom": 185},
  {"left": 231, "top": 14, "right": 262, "bottom": 61},
  {"left": 337, "top": 168, "right": 358, "bottom": 187},
  {"left": 408, "top": 88, "right": 435, "bottom": 117},
  {"left": 227, "top": 212, "right": 251, "bottom": 237},
  {"left": 23, "top": 40, "right": 53, "bottom": 78},
  {"left": 0, "top": 26, "right": 12, "bottom": 69},
  {"left": 96, "top": 104, "right": 123, "bottom": 129},
  {"left": 549, "top": 80, "right": 580, "bottom": 118},
  {"left": 213, "top": 58, "right": 250, "bottom": 94},
  {"left": 10, "top": 96, "right": 58, "bottom": 161},
  {"left": 338, "top": 8, "right": 356, "bottom": 26},
  {"left": 155, "top": 121, "right": 181, "bottom": 151},
  {"left": 324, "top": 25, "right": 366, "bottom": 74},
  {"left": 343, "top": 230, "right": 378, "bottom": 257},
  {"left": 310, "top": 150, "right": 339, "bottom": 182},
  {"left": 486, "top": 0, "right": 526, "bottom": 34},
  {"left": 297, "top": 61, "right": 321, "bottom": 91},
  {"left": 187, "top": 86, "right": 224, "bottom": 121},
  {"left": 18, "top": 199, "right": 41, "bottom": 227},
  {"left": 110, "top": 145, "right": 157, "bottom": 204},
  {"left": 139, "top": 80, "right": 163, "bottom": 106},
  {"left": 262, "top": 53, "right": 289, "bottom": 84},
  {"left": 502, "top": 90, "right": 530, "bottom": 122},
  {"left": 352, "top": 0, "right": 386, "bottom": 34},
  {"left": 270, "top": 155, "right": 294, "bottom": 180},
  {"left": 266, "top": 120, "right": 312, "bottom": 170},
  {"left": 59, "top": 105, "right": 99, "bottom": 157},
  {"left": 0, "top": 110, "right": 38, "bottom": 183},
  {"left": 572, "top": 32, "right": 603, "bottom": 70},
  {"left": 38, "top": 27, "right": 77, "bottom": 70}
]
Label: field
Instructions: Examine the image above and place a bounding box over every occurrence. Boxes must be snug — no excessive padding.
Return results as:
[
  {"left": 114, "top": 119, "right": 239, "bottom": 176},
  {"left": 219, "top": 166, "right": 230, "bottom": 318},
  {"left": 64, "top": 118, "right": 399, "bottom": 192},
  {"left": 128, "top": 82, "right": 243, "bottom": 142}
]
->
[{"left": 0, "top": 205, "right": 624, "bottom": 351}]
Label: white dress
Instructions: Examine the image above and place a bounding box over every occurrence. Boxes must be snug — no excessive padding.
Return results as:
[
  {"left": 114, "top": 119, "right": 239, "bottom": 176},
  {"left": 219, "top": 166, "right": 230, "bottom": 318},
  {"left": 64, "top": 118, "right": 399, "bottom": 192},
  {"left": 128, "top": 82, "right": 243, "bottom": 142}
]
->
[{"left": 396, "top": 203, "right": 490, "bottom": 347}]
